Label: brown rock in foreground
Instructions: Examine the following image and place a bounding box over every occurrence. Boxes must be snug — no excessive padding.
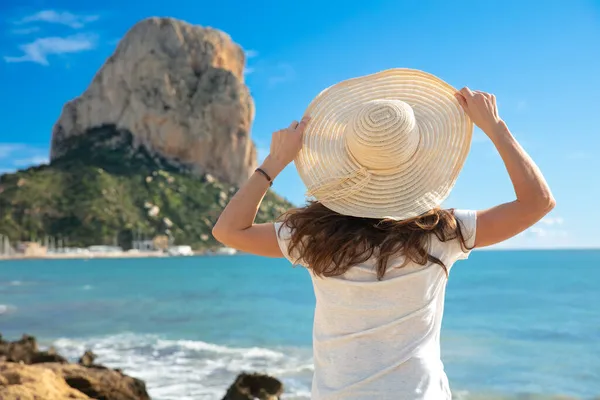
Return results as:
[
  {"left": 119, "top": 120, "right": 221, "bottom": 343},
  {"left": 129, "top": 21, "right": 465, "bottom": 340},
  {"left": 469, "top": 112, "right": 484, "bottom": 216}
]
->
[
  {"left": 222, "top": 373, "right": 284, "bottom": 400},
  {"left": 0, "top": 333, "right": 149, "bottom": 400},
  {"left": 0, "top": 334, "right": 68, "bottom": 364},
  {"left": 43, "top": 363, "right": 150, "bottom": 400},
  {"left": 1, "top": 333, "right": 286, "bottom": 400},
  {"left": 0, "top": 362, "right": 90, "bottom": 400},
  {"left": 50, "top": 17, "right": 256, "bottom": 186}
]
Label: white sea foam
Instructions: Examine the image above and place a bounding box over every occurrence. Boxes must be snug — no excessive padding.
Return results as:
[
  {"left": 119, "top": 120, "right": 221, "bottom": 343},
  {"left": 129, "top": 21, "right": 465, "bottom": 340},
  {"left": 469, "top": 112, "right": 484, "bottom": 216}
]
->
[
  {"left": 50, "top": 334, "right": 582, "bottom": 400},
  {"left": 52, "top": 333, "right": 313, "bottom": 400}
]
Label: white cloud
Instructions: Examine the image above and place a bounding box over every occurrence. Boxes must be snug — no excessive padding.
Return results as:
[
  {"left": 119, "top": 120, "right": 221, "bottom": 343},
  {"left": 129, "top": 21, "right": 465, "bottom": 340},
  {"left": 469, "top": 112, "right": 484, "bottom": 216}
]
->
[
  {"left": 539, "top": 216, "right": 564, "bottom": 226},
  {"left": 0, "top": 144, "right": 49, "bottom": 170},
  {"left": 493, "top": 215, "right": 568, "bottom": 249},
  {"left": 15, "top": 10, "right": 99, "bottom": 29},
  {"left": 529, "top": 226, "right": 546, "bottom": 237},
  {"left": 4, "top": 34, "right": 98, "bottom": 65},
  {"left": 0, "top": 144, "right": 25, "bottom": 159},
  {"left": 12, "top": 27, "right": 41, "bottom": 35},
  {"left": 13, "top": 156, "right": 49, "bottom": 167},
  {"left": 530, "top": 226, "right": 568, "bottom": 239},
  {"left": 528, "top": 215, "right": 565, "bottom": 238},
  {"left": 494, "top": 230, "right": 569, "bottom": 249},
  {"left": 268, "top": 63, "right": 296, "bottom": 87},
  {"left": 516, "top": 100, "right": 527, "bottom": 112},
  {"left": 245, "top": 50, "right": 258, "bottom": 59},
  {"left": 244, "top": 67, "right": 255, "bottom": 76}
]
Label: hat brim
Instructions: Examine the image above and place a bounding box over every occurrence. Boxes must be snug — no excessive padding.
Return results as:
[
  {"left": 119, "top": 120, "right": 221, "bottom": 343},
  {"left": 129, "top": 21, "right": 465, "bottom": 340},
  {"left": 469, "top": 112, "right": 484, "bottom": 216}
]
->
[{"left": 295, "top": 68, "right": 473, "bottom": 220}]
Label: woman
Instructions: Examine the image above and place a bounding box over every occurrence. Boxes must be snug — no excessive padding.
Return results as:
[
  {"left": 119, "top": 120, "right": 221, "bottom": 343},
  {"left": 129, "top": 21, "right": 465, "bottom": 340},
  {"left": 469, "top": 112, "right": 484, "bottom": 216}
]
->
[{"left": 213, "top": 69, "right": 554, "bottom": 400}]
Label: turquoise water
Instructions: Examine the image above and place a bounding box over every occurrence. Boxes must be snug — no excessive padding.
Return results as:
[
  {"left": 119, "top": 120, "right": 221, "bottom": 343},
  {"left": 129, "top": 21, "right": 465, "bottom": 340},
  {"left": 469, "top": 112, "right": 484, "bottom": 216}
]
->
[{"left": 1, "top": 250, "right": 598, "bottom": 399}]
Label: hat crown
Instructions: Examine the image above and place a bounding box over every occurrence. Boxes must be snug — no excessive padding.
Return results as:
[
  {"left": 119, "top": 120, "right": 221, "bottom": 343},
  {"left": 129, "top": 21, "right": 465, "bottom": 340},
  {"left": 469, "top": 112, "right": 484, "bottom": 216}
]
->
[{"left": 345, "top": 100, "right": 420, "bottom": 171}]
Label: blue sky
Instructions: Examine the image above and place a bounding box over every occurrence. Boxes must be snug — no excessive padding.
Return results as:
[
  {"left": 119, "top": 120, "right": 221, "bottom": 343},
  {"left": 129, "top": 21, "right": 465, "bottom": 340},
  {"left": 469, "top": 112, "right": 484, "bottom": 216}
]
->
[{"left": 0, "top": 0, "right": 598, "bottom": 249}]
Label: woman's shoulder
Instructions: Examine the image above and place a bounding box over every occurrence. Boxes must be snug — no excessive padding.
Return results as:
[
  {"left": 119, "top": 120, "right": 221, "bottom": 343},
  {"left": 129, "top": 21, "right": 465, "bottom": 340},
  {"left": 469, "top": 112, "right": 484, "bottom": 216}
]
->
[
  {"left": 433, "top": 209, "right": 478, "bottom": 263},
  {"left": 450, "top": 209, "right": 477, "bottom": 231}
]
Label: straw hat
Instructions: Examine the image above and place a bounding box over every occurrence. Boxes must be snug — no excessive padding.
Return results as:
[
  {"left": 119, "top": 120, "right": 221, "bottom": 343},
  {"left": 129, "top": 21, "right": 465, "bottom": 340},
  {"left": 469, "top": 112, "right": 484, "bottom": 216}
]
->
[{"left": 295, "top": 68, "right": 473, "bottom": 220}]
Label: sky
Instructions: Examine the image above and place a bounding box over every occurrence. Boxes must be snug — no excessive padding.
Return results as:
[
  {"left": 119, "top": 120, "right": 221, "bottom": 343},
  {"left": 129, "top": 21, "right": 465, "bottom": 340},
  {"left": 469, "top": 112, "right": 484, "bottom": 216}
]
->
[{"left": 0, "top": 0, "right": 598, "bottom": 249}]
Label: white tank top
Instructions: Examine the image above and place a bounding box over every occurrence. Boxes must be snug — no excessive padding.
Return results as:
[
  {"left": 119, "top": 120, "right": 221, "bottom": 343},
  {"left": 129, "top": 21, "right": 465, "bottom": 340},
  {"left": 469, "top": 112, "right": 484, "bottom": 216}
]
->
[{"left": 274, "top": 209, "right": 477, "bottom": 400}]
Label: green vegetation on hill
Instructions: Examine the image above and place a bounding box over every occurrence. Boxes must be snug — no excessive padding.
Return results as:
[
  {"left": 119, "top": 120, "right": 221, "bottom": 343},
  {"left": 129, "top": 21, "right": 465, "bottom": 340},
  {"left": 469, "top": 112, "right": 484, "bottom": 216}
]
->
[{"left": 0, "top": 161, "right": 292, "bottom": 251}]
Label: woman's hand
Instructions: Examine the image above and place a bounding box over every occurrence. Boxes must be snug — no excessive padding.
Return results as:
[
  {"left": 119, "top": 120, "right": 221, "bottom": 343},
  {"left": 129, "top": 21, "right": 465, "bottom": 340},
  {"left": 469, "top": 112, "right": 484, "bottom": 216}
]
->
[
  {"left": 454, "top": 88, "right": 502, "bottom": 137},
  {"left": 454, "top": 88, "right": 556, "bottom": 249},
  {"left": 212, "top": 116, "right": 310, "bottom": 259},
  {"left": 262, "top": 116, "right": 310, "bottom": 177}
]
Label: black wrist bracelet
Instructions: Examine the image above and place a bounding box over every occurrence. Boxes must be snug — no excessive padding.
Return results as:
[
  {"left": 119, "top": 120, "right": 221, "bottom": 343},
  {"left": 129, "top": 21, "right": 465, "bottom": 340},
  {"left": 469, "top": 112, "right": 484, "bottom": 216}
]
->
[{"left": 255, "top": 168, "right": 273, "bottom": 186}]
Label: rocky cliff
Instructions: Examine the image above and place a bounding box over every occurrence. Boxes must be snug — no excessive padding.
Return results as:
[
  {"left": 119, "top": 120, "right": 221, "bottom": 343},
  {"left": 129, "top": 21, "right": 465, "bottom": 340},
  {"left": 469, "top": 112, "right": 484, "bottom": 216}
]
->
[
  {"left": 50, "top": 17, "right": 256, "bottom": 187},
  {"left": 0, "top": 17, "right": 291, "bottom": 249}
]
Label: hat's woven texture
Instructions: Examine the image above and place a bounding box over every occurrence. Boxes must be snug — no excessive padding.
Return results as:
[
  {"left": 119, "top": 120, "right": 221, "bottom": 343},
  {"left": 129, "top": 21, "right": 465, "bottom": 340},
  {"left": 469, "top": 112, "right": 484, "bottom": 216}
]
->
[{"left": 296, "top": 68, "right": 473, "bottom": 220}]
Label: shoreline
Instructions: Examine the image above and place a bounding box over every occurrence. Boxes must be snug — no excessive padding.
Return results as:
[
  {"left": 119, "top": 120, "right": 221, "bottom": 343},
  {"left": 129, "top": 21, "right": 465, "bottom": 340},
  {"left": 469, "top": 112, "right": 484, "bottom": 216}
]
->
[
  {"left": 0, "top": 251, "right": 182, "bottom": 261},
  {"left": 0, "top": 250, "right": 245, "bottom": 261},
  {"left": 1, "top": 247, "right": 597, "bottom": 262}
]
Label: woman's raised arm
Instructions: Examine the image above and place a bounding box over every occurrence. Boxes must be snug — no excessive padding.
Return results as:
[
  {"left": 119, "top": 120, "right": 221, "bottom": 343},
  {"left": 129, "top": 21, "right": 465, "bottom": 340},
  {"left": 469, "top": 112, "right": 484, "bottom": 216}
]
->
[
  {"left": 455, "top": 88, "right": 555, "bottom": 248},
  {"left": 212, "top": 118, "right": 309, "bottom": 256}
]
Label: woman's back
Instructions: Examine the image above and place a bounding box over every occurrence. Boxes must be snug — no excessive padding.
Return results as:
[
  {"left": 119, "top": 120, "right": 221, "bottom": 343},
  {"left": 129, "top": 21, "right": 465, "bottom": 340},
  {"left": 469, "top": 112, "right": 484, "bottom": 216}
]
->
[
  {"left": 213, "top": 70, "right": 555, "bottom": 399},
  {"left": 276, "top": 210, "right": 477, "bottom": 400}
]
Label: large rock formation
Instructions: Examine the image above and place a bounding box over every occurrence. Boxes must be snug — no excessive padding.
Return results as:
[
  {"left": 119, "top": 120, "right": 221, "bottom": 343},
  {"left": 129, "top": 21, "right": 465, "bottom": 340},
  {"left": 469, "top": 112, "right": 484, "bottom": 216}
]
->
[
  {"left": 50, "top": 17, "right": 256, "bottom": 186},
  {"left": 0, "top": 17, "right": 292, "bottom": 249}
]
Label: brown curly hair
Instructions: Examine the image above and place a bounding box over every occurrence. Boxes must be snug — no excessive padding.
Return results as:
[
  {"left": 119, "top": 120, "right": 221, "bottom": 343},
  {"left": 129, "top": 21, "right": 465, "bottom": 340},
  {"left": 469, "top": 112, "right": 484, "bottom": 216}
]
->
[{"left": 278, "top": 202, "right": 471, "bottom": 279}]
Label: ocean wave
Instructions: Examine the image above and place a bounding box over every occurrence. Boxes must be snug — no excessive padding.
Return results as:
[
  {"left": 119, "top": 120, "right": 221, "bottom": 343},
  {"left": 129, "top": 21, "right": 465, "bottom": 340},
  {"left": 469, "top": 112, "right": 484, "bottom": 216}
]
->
[
  {"left": 52, "top": 333, "right": 314, "bottom": 400},
  {"left": 50, "top": 333, "right": 589, "bottom": 400}
]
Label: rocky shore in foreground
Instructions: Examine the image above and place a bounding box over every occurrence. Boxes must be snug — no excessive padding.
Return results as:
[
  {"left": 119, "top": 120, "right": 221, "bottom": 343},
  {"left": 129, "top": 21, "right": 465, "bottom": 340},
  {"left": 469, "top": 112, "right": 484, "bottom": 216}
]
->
[{"left": 0, "top": 333, "right": 283, "bottom": 400}]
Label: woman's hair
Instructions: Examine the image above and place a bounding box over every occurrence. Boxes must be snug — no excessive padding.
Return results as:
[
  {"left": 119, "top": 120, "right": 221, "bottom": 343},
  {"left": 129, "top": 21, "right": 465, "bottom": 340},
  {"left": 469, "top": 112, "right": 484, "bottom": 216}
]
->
[{"left": 279, "top": 201, "right": 471, "bottom": 279}]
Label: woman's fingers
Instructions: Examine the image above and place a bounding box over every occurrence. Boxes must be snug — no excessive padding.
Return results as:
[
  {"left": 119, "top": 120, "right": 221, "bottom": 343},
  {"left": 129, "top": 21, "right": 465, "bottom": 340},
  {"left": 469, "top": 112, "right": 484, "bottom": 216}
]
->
[
  {"left": 473, "top": 90, "right": 498, "bottom": 111},
  {"left": 454, "top": 92, "right": 468, "bottom": 109},
  {"left": 491, "top": 94, "right": 498, "bottom": 117},
  {"left": 460, "top": 87, "right": 474, "bottom": 98},
  {"left": 288, "top": 120, "right": 299, "bottom": 129},
  {"left": 295, "top": 116, "right": 311, "bottom": 133},
  {"left": 455, "top": 87, "right": 502, "bottom": 135}
]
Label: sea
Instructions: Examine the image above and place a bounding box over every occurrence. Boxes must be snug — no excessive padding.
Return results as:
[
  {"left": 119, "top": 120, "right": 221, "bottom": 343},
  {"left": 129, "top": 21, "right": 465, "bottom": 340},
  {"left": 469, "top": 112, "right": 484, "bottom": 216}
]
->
[{"left": 0, "top": 250, "right": 598, "bottom": 400}]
